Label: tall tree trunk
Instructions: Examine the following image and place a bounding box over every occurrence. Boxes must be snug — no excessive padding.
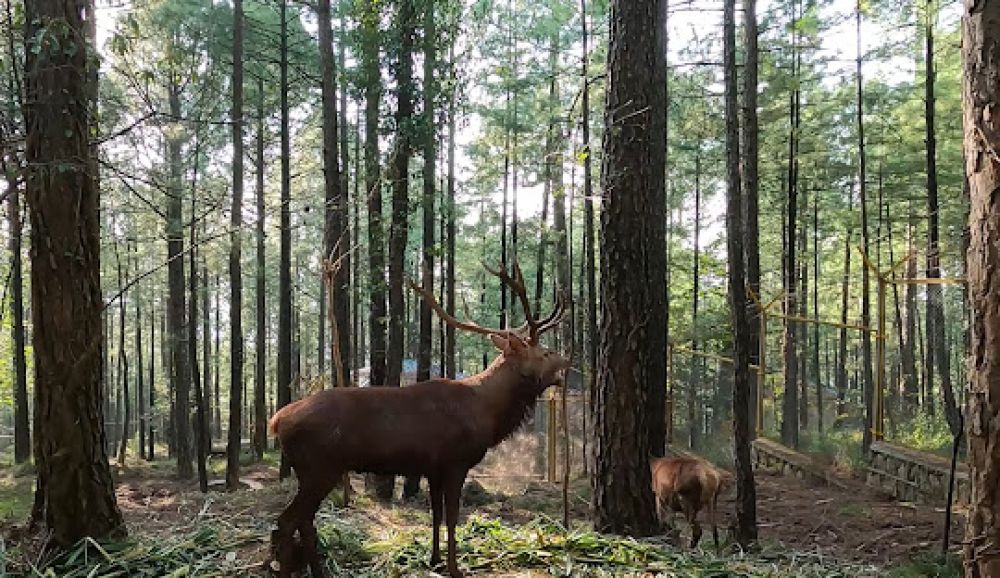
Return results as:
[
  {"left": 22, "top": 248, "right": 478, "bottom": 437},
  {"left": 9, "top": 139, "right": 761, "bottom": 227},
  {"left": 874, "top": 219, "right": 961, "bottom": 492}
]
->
[
  {"left": 319, "top": 1, "right": 349, "bottom": 391},
  {"left": 798, "top": 189, "right": 808, "bottom": 431},
  {"left": 592, "top": 0, "right": 667, "bottom": 535},
  {"left": 23, "top": 0, "right": 124, "bottom": 541},
  {"left": 580, "top": 0, "right": 597, "bottom": 471},
  {"left": 812, "top": 192, "right": 822, "bottom": 432},
  {"left": 214, "top": 275, "right": 221, "bottom": 438},
  {"left": 201, "top": 259, "right": 211, "bottom": 444},
  {"left": 405, "top": 0, "right": 437, "bottom": 501},
  {"left": 227, "top": 0, "right": 246, "bottom": 489},
  {"left": 444, "top": 39, "right": 457, "bottom": 380},
  {"left": 338, "top": 16, "right": 353, "bottom": 381},
  {"left": 924, "top": 0, "right": 960, "bottom": 437},
  {"left": 318, "top": 0, "right": 345, "bottom": 382},
  {"left": 7, "top": 169, "right": 29, "bottom": 463},
  {"left": 781, "top": 8, "right": 800, "bottom": 447},
  {"left": 167, "top": 81, "right": 193, "bottom": 479},
  {"left": 189, "top": 214, "right": 208, "bottom": 492},
  {"left": 417, "top": 0, "right": 436, "bottom": 388},
  {"left": 690, "top": 150, "right": 702, "bottom": 450},
  {"left": 277, "top": 0, "right": 293, "bottom": 480},
  {"left": 254, "top": 77, "right": 267, "bottom": 459},
  {"left": 962, "top": 5, "right": 1000, "bottom": 574},
  {"left": 725, "top": 0, "right": 758, "bottom": 543},
  {"left": 384, "top": 0, "right": 415, "bottom": 500},
  {"left": 856, "top": 0, "right": 874, "bottom": 452},
  {"left": 742, "top": 0, "right": 760, "bottom": 438},
  {"left": 836, "top": 219, "right": 852, "bottom": 423},
  {"left": 149, "top": 299, "right": 156, "bottom": 459},
  {"left": 903, "top": 226, "right": 918, "bottom": 414},
  {"left": 386, "top": 0, "right": 414, "bottom": 390},
  {"left": 361, "top": 0, "right": 391, "bottom": 499},
  {"left": 137, "top": 259, "right": 146, "bottom": 460},
  {"left": 116, "top": 236, "right": 130, "bottom": 465}
]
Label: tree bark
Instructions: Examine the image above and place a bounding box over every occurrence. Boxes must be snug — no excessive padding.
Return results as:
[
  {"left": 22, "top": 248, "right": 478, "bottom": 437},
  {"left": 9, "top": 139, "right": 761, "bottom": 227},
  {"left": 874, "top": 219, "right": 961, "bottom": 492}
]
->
[
  {"left": 8, "top": 168, "right": 29, "bottom": 463},
  {"left": 690, "top": 150, "right": 702, "bottom": 450},
  {"left": 962, "top": 4, "right": 1000, "bottom": 574},
  {"left": 228, "top": 0, "right": 246, "bottom": 489},
  {"left": 23, "top": 0, "right": 124, "bottom": 541},
  {"left": 188, "top": 214, "right": 208, "bottom": 492},
  {"left": 149, "top": 298, "right": 156, "bottom": 459},
  {"left": 592, "top": 0, "right": 667, "bottom": 536},
  {"left": 383, "top": 0, "right": 415, "bottom": 500},
  {"left": 781, "top": 7, "right": 800, "bottom": 447},
  {"left": 856, "top": 0, "right": 874, "bottom": 453},
  {"left": 254, "top": 77, "right": 267, "bottom": 459},
  {"left": 277, "top": 0, "right": 293, "bottom": 480},
  {"left": 115, "top": 235, "right": 130, "bottom": 466},
  {"left": 444, "top": 38, "right": 457, "bottom": 380},
  {"left": 742, "top": 0, "right": 760, "bottom": 438},
  {"left": 726, "top": 0, "right": 758, "bottom": 544},
  {"left": 137, "top": 257, "right": 146, "bottom": 460},
  {"left": 812, "top": 192, "right": 822, "bottom": 432},
  {"left": 167, "top": 81, "right": 193, "bottom": 479}
]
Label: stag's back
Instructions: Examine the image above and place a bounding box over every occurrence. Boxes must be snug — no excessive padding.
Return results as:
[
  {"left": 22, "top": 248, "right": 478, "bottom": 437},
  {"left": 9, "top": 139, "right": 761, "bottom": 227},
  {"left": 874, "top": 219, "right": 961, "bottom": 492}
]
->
[{"left": 270, "top": 382, "right": 493, "bottom": 477}]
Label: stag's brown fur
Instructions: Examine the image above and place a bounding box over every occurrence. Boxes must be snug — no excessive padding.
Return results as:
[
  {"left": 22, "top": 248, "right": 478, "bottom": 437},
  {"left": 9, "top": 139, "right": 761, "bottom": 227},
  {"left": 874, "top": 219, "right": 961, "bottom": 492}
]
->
[
  {"left": 649, "top": 456, "right": 729, "bottom": 550},
  {"left": 268, "top": 266, "right": 567, "bottom": 578}
]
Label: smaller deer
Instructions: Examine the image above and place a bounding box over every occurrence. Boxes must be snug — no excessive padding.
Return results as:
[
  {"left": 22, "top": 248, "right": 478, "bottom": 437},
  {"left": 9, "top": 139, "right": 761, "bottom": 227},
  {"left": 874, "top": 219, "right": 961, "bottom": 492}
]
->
[{"left": 649, "top": 456, "right": 730, "bottom": 551}]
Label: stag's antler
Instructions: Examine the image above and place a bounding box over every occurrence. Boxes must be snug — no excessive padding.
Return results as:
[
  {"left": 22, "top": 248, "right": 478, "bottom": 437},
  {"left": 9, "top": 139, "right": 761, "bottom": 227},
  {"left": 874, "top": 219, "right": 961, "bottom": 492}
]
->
[
  {"left": 409, "top": 260, "right": 568, "bottom": 345},
  {"left": 484, "top": 259, "right": 567, "bottom": 344}
]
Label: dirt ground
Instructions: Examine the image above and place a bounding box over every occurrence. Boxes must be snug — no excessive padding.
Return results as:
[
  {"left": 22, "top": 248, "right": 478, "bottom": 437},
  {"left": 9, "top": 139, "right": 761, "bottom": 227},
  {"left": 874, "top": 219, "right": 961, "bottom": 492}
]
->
[
  {"left": 102, "top": 460, "right": 962, "bottom": 573},
  {"left": 1, "top": 448, "right": 962, "bottom": 575}
]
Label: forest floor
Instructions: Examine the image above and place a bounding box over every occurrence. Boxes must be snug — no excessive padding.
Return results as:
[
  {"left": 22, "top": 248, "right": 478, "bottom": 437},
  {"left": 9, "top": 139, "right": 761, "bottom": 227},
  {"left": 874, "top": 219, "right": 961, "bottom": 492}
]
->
[{"left": 0, "top": 447, "right": 962, "bottom": 577}]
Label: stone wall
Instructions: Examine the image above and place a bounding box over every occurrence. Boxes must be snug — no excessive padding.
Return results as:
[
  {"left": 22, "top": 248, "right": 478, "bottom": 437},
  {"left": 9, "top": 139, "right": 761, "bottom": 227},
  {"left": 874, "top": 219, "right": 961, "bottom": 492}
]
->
[
  {"left": 751, "top": 438, "right": 849, "bottom": 490},
  {"left": 866, "top": 441, "right": 968, "bottom": 506}
]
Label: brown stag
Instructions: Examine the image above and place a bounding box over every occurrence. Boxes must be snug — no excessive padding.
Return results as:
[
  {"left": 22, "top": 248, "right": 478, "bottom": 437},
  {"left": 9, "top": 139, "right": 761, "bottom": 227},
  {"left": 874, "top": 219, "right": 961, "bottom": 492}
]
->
[{"left": 268, "top": 262, "right": 568, "bottom": 577}]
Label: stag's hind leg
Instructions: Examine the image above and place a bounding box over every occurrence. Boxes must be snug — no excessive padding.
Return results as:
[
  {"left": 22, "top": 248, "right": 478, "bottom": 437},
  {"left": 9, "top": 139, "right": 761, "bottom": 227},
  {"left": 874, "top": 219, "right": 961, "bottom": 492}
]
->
[
  {"left": 428, "top": 475, "right": 444, "bottom": 568},
  {"left": 271, "top": 491, "right": 310, "bottom": 577},
  {"left": 297, "top": 476, "right": 341, "bottom": 577}
]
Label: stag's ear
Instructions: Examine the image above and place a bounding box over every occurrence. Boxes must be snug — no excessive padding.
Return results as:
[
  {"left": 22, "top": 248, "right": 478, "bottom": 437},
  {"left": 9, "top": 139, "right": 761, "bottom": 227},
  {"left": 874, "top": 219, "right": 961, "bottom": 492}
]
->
[
  {"left": 490, "top": 333, "right": 511, "bottom": 354},
  {"left": 490, "top": 333, "right": 528, "bottom": 355}
]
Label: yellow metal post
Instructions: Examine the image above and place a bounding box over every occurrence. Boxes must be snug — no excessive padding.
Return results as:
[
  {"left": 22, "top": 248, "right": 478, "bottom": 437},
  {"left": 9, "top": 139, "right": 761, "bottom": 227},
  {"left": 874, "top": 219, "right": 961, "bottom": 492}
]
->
[
  {"left": 875, "top": 275, "right": 886, "bottom": 441},
  {"left": 758, "top": 310, "right": 767, "bottom": 436},
  {"left": 547, "top": 389, "right": 557, "bottom": 482},
  {"left": 667, "top": 344, "right": 674, "bottom": 445}
]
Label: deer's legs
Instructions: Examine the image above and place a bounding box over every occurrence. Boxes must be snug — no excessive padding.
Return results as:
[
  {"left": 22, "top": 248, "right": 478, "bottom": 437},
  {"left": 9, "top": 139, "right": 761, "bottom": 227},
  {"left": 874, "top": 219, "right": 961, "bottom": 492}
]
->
[
  {"left": 682, "top": 500, "right": 702, "bottom": 548},
  {"left": 271, "top": 491, "right": 310, "bottom": 577},
  {"left": 297, "top": 477, "right": 339, "bottom": 577},
  {"left": 443, "top": 471, "right": 466, "bottom": 578},
  {"left": 708, "top": 494, "right": 720, "bottom": 552},
  {"left": 428, "top": 475, "right": 444, "bottom": 568}
]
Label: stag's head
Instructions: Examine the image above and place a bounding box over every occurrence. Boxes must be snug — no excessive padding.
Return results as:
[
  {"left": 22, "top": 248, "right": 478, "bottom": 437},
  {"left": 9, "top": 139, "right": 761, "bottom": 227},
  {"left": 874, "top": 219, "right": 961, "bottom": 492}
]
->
[{"left": 410, "top": 261, "right": 570, "bottom": 395}]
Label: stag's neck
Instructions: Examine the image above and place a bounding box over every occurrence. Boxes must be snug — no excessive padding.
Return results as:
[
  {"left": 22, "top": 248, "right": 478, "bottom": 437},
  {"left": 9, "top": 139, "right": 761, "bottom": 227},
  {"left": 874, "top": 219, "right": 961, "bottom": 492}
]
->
[{"left": 463, "top": 358, "right": 540, "bottom": 445}]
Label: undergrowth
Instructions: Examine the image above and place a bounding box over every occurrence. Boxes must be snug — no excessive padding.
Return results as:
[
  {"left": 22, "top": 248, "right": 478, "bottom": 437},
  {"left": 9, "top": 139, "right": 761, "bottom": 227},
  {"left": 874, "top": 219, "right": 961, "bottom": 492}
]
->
[
  {"left": 892, "top": 413, "right": 955, "bottom": 456},
  {"left": 2, "top": 514, "right": 888, "bottom": 577}
]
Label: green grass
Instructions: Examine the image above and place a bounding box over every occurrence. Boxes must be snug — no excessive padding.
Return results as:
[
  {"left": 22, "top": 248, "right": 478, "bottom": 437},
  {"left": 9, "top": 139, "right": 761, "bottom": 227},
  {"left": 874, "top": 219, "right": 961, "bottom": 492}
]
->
[
  {"left": 0, "top": 469, "right": 34, "bottom": 523},
  {"left": 893, "top": 414, "right": 955, "bottom": 457},
  {"left": 888, "top": 552, "right": 961, "bottom": 578},
  {"left": 3, "top": 513, "right": 896, "bottom": 577}
]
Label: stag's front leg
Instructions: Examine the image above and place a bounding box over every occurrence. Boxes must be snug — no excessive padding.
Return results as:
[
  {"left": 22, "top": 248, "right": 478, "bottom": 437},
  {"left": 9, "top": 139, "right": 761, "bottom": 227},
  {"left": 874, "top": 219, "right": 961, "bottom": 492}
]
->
[
  {"left": 428, "top": 476, "right": 444, "bottom": 569},
  {"left": 443, "top": 472, "right": 467, "bottom": 578}
]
